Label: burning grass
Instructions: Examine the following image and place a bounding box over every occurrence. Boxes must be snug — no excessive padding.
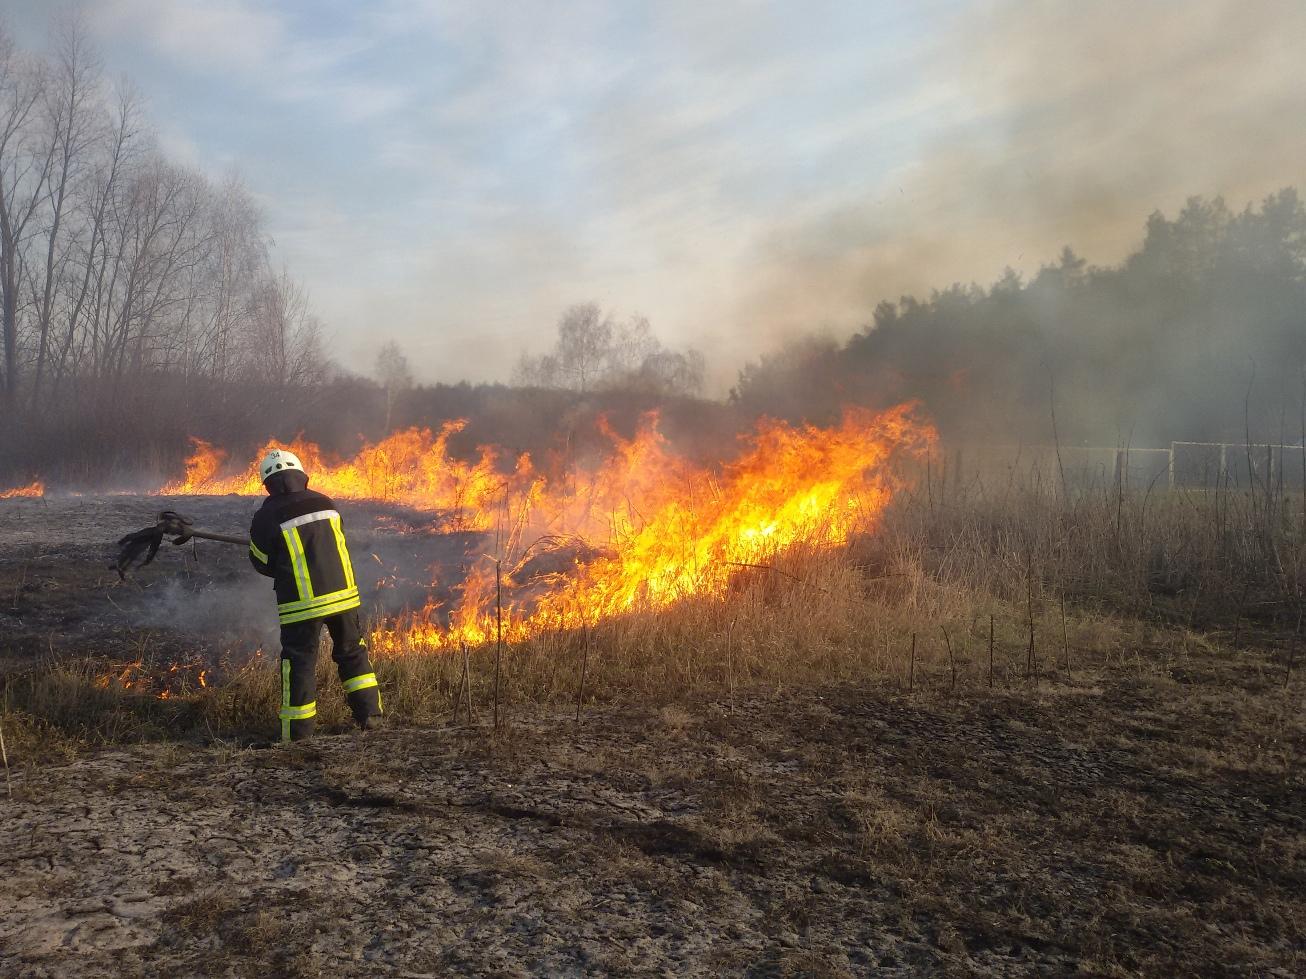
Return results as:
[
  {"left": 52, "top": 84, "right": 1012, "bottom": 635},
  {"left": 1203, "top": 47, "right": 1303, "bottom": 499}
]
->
[
  {"left": 161, "top": 421, "right": 521, "bottom": 531},
  {"left": 0, "top": 480, "right": 44, "bottom": 499},
  {"left": 3, "top": 406, "right": 1305, "bottom": 757},
  {"left": 4, "top": 482, "right": 1291, "bottom": 760},
  {"left": 125, "top": 403, "right": 940, "bottom": 653},
  {"left": 373, "top": 403, "right": 934, "bottom": 652}
]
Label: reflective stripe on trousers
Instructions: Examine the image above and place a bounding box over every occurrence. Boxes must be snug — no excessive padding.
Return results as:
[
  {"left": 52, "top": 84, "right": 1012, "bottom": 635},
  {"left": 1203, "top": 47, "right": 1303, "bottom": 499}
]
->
[
  {"left": 280, "top": 658, "right": 318, "bottom": 742},
  {"left": 342, "top": 672, "right": 377, "bottom": 693}
]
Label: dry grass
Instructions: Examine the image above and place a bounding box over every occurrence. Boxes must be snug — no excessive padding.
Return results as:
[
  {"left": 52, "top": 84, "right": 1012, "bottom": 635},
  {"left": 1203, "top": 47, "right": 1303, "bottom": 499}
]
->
[
  {"left": 2, "top": 474, "right": 1303, "bottom": 755},
  {"left": 367, "top": 468, "right": 1303, "bottom": 717}
]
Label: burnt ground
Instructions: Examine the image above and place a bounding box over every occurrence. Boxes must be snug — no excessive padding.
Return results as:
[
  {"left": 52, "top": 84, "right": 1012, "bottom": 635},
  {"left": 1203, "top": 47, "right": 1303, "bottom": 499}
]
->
[
  {"left": 0, "top": 498, "right": 1304, "bottom": 977},
  {"left": 0, "top": 495, "right": 486, "bottom": 680}
]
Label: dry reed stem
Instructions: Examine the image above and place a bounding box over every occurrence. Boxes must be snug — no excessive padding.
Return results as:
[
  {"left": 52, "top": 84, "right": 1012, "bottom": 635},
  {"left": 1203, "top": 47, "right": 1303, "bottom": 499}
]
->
[
  {"left": 0, "top": 720, "right": 11, "bottom": 798},
  {"left": 494, "top": 559, "right": 503, "bottom": 731},
  {"left": 988, "top": 614, "right": 995, "bottom": 688},
  {"left": 1061, "top": 595, "right": 1071, "bottom": 680},
  {"left": 909, "top": 633, "right": 916, "bottom": 692},
  {"left": 452, "top": 641, "right": 470, "bottom": 724},
  {"left": 575, "top": 625, "right": 590, "bottom": 724},
  {"left": 726, "top": 616, "right": 736, "bottom": 714}
]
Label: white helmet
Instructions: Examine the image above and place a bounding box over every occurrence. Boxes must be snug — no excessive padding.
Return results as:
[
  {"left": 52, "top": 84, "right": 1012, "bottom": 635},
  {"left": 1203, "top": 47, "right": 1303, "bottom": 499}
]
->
[{"left": 259, "top": 448, "right": 305, "bottom": 483}]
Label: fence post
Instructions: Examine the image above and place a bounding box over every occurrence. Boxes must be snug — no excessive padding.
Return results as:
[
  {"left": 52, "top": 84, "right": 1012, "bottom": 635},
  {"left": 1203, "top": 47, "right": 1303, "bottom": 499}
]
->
[{"left": 1168, "top": 444, "right": 1175, "bottom": 490}]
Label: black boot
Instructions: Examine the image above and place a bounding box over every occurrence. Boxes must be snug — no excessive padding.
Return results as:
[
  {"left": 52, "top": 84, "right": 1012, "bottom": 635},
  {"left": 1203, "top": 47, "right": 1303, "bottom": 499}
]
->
[{"left": 346, "top": 687, "right": 384, "bottom": 729}]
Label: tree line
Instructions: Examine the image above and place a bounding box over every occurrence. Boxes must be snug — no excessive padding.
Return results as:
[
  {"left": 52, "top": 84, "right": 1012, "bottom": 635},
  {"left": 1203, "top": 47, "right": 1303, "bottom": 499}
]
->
[{"left": 732, "top": 189, "right": 1306, "bottom": 447}]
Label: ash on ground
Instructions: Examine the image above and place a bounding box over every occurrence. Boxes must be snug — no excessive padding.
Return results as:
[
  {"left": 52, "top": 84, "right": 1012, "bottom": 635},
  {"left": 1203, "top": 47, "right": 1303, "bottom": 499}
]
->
[{"left": 0, "top": 494, "right": 603, "bottom": 682}]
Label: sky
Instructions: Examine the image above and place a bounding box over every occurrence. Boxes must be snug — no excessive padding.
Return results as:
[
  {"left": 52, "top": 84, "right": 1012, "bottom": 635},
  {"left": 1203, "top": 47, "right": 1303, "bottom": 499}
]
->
[{"left": 4, "top": 0, "right": 1304, "bottom": 391}]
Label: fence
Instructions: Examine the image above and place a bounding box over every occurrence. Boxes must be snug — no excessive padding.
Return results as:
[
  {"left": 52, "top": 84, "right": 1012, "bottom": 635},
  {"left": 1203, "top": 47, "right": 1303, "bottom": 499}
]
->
[{"left": 917, "top": 441, "right": 1306, "bottom": 496}]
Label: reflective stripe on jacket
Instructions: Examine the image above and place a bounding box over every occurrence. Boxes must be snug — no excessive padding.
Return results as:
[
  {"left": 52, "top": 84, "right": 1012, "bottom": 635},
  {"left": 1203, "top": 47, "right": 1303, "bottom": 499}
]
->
[{"left": 248, "top": 488, "right": 361, "bottom": 625}]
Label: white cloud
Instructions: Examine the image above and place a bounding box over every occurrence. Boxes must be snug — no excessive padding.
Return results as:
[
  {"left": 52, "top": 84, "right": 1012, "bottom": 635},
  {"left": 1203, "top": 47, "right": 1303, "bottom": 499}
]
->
[
  {"left": 152, "top": 123, "right": 208, "bottom": 169},
  {"left": 90, "top": 0, "right": 412, "bottom": 122},
  {"left": 91, "top": 0, "right": 283, "bottom": 73}
]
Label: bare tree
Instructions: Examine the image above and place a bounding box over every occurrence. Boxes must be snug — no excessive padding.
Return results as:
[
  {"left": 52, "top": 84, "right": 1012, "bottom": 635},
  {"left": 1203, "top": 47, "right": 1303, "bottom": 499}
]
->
[
  {"left": 555, "top": 303, "right": 612, "bottom": 393},
  {"left": 49, "top": 82, "right": 140, "bottom": 400},
  {"left": 512, "top": 348, "right": 560, "bottom": 388},
  {"left": 0, "top": 27, "right": 50, "bottom": 409},
  {"left": 245, "top": 269, "right": 325, "bottom": 393},
  {"left": 375, "top": 339, "right": 413, "bottom": 432},
  {"left": 514, "top": 302, "right": 704, "bottom": 397},
  {"left": 632, "top": 346, "right": 706, "bottom": 396},
  {"left": 200, "top": 175, "right": 266, "bottom": 384},
  {"left": 27, "top": 14, "right": 99, "bottom": 407},
  {"left": 608, "top": 314, "right": 658, "bottom": 375}
]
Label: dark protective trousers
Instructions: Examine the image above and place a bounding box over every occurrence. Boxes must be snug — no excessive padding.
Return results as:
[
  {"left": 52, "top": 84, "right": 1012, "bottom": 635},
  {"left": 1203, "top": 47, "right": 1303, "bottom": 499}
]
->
[{"left": 278, "top": 608, "right": 382, "bottom": 741}]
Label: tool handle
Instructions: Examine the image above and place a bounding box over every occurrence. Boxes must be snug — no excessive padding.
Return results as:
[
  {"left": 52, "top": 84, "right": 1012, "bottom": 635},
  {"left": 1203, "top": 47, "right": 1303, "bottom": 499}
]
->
[{"left": 186, "top": 530, "right": 250, "bottom": 546}]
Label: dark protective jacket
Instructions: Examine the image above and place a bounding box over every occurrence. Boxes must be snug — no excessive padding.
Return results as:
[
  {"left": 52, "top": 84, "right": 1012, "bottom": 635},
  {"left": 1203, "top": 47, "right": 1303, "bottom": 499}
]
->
[{"left": 248, "top": 486, "right": 361, "bottom": 625}]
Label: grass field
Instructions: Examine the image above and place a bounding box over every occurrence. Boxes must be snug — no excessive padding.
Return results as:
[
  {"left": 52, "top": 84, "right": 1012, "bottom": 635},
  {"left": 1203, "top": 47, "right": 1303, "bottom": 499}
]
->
[{"left": 0, "top": 480, "right": 1303, "bottom": 976}]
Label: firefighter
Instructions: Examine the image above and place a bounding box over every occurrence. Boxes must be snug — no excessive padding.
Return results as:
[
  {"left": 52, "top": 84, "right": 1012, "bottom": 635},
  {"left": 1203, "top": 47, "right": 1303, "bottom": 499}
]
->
[{"left": 248, "top": 448, "right": 383, "bottom": 741}]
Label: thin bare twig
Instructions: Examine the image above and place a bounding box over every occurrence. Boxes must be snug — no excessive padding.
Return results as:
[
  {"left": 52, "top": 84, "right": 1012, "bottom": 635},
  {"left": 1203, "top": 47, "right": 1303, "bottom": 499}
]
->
[
  {"left": 988, "top": 613, "right": 995, "bottom": 688},
  {"left": 942, "top": 626, "right": 957, "bottom": 692},
  {"left": 575, "top": 624, "right": 591, "bottom": 724},
  {"left": 909, "top": 633, "right": 916, "bottom": 692},
  {"left": 1060, "top": 594, "right": 1071, "bottom": 680},
  {"left": 723, "top": 561, "right": 833, "bottom": 595},
  {"left": 1287, "top": 603, "right": 1302, "bottom": 688}
]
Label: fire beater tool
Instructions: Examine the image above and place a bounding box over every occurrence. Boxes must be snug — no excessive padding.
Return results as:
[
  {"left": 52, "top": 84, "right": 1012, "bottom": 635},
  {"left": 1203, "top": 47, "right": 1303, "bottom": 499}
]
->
[{"left": 114, "top": 509, "right": 248, "bottom": 579}]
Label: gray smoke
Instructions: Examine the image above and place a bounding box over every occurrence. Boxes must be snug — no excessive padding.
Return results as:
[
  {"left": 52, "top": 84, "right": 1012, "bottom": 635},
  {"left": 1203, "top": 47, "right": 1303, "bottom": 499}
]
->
[
  {"left": 727, "top": 0, "right": 1306, "bottom": 447},
  {"left": 733, "top": 188, "right": 1306, "bottom": 449},
  {"left": 735, "top": 0, "right": 1306, "bottom": 342}
]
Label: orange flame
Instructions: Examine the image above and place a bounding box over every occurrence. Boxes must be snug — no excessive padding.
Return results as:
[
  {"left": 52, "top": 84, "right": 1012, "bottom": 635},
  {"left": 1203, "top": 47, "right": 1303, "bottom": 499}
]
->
[
  {"left": 372, "top": 403, "right": 934, "bottom": 652},
  {"left": 151, "top": 404, "right": 933, "bottom": 656},
  {"left": 95, "top": 658, "right": 211, "bottom": 699},
  {"left": 161, "top": 423, "right": 524, "bottom": 531},
  {"left": 0, "top": 480, "right": 44, "bottom": 498}
]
